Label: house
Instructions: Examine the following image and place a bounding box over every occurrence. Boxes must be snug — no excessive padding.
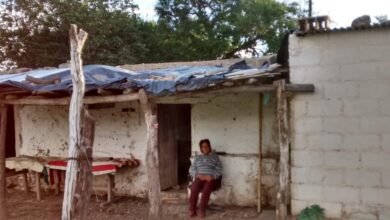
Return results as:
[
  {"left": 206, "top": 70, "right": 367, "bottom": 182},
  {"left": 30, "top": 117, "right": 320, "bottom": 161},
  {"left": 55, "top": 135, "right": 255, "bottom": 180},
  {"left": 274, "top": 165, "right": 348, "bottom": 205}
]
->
[
  {"left": 289, "top": 22, "right": 390, "bottom": 219},
  {"left": 0, "top": 56, "right": 313, "bottom": 217}
]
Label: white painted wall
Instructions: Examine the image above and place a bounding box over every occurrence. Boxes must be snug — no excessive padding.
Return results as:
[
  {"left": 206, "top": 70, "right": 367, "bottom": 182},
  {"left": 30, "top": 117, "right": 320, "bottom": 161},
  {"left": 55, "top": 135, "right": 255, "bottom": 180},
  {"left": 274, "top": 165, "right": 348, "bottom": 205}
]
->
[
  {"left": 289, "top": 29, "right": 390, "bottom": 219},
  {"left": 17, "top": 92, "right": 280, "bottom": 205},
  {"left": 18, "top": 102, "right": 149, "bottom": 197},
  {"left": 192, "top": 93, "right": 260, "bottom": 206}
]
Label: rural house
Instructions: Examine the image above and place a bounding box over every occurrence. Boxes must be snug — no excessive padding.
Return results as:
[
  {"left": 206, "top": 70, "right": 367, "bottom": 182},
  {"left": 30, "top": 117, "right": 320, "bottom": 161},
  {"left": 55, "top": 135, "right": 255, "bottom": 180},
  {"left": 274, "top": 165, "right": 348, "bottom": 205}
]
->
[{"left": 0, "top": 56, "right": 313, "bottom": 218}]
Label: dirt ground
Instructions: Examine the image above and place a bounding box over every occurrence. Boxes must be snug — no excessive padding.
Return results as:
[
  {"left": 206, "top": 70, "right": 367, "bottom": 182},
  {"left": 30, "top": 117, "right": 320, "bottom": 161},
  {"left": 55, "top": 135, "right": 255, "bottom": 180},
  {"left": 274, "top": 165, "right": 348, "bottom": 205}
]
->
[{"left": 6, "top": 189, "right": 276, "bottom": 220}]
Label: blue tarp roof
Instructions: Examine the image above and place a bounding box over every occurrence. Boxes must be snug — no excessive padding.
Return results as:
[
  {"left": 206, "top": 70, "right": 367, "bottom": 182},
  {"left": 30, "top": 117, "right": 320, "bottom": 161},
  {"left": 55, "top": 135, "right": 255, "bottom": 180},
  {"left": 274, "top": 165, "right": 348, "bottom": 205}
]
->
[{"left": 0, "top": 60, "right": 277, "bottom": 95}]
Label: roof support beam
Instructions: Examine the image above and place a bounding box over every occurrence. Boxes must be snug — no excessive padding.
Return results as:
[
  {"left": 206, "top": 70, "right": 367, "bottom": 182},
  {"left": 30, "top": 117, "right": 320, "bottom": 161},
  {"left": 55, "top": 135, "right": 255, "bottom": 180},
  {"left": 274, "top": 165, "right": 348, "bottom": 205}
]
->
[{"left": 0, "top": 93, "right": 139, "bottom": 105}]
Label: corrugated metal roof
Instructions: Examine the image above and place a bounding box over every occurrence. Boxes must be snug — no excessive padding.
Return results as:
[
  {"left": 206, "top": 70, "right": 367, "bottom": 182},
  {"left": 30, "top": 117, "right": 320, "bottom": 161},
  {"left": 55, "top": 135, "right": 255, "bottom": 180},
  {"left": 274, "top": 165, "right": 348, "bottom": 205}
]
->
[
  {"left": 0, "top": 58, "right": 282, "bottom": 96},
  {"left": 295, "top": 23, "right": 390, "bottom": 37}
]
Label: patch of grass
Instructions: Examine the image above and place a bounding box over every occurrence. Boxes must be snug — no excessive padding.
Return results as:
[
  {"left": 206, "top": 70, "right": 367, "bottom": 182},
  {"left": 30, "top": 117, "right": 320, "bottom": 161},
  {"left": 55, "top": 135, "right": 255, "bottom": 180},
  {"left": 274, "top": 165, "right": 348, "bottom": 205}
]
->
[{"left": 298, "top": 204, "right": 325, "bottom": 220}]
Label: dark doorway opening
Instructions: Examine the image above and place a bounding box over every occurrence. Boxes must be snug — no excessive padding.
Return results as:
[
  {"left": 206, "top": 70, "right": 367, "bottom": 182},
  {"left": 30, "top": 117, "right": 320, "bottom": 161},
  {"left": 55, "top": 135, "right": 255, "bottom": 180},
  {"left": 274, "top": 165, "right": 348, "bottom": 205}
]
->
[
  {"left": 157, "top": 104, "right": 191, "bottom": 190},
  {"left": 6, "top": 106, "right": 15, "bottom": 158}
]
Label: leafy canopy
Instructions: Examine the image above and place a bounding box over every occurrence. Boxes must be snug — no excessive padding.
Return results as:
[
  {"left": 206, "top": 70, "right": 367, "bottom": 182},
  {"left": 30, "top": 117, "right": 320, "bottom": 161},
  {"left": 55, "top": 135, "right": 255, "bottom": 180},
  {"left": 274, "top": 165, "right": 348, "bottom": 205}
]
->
[
  {"left": 155, "top": 0, "right": 301, "bottom": 61},
  {"left": 0, "top": 0, "right": 302, "bottom": 69}
]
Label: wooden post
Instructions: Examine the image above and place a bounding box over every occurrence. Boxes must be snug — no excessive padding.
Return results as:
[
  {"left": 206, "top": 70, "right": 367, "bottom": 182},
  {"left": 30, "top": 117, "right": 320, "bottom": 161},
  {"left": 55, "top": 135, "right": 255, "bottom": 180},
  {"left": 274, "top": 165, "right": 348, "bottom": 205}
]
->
[
  {"left": 257, "top": 94, "right": 263, "bottom": 213},
  {"left": 107, "top": 174, "right": 115, "bottom": 203},
  {"left": 275, "top": 80, "right": 290, "bottom": 220},
  {"left": 35, "top": 172, "right": 42, "bottom": 201},
  {"left": 0, "top": 105, "right": 7, "bottom": 220},
  {"left": 61, "top": 24, "right": 88, "bottom": 220},
  {"left": 77, "top": 110, "right": 95, "bottom": 220},
  {"left": 54, "top": 170, "right": 60, "bottom": 195},
  {"left": 22, "top": 172, "right": 28, "bottom": 192},
  {"left": 139, "top": 89, "right": 162, "bottom": 219}
]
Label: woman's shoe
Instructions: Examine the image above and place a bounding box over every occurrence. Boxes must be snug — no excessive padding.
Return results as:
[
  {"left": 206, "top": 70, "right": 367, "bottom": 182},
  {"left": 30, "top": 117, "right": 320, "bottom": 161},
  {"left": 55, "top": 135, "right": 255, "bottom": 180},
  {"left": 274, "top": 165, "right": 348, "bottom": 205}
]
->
[{"left": 198, "top": 210, "right": 205, "bottom": 218}]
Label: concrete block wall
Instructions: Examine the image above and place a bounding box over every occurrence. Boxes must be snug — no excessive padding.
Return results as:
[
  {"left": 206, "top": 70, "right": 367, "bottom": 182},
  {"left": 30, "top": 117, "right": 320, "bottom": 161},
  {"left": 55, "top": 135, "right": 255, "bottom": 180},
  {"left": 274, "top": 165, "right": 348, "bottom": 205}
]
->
[{"left": 289, "top": 29, "right": 390, "bottom": 219}]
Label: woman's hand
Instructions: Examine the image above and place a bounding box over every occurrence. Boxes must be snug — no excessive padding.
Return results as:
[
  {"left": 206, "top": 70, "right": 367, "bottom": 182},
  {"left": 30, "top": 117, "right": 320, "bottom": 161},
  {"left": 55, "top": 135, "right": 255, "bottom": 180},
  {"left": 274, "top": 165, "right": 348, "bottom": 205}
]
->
[{"left": 197, "top": 175, "right": 214, "bottom": 181}]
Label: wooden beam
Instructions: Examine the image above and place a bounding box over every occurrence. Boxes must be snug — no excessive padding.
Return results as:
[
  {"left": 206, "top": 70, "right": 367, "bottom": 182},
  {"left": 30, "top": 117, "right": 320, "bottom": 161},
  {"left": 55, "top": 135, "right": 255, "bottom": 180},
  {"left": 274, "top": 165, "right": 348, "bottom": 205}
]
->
[
  {"left": 139, "top": 89, "right": 162, "bottom": 219},
  {"left": 0, "top": 93, "right": 139, "bottom": 105},
  {"left": 0, "top": 105, "right": 7, "bottom": 220},
  {"left": 62, "top": 24, "right": 88, "bottom": 220},
  {"left": 275, "top": 80, "right": 290, "bottom": 220}
]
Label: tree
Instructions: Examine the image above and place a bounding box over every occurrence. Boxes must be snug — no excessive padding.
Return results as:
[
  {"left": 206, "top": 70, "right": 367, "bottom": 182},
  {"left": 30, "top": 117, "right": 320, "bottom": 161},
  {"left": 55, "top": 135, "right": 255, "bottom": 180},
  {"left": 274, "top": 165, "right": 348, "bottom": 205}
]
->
[
  {"left": 155, "top": 0, "right": 301, "bottom": 61},
  {"left": 0, "top": 0, "right": 147, "bottom": 69}
]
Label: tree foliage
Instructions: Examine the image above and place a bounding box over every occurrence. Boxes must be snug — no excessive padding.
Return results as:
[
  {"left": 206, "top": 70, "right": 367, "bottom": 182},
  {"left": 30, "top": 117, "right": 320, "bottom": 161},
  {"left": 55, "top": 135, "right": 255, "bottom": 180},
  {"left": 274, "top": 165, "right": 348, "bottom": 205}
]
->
[
  {"left": 0, "top": 0, "right": 302, "bottom": 69},
  {"left": 155, "top": 0, "right": 301, "bottom": 61},
  {"left": 0, "top": 0, "right": 146, "bottom": 68}
]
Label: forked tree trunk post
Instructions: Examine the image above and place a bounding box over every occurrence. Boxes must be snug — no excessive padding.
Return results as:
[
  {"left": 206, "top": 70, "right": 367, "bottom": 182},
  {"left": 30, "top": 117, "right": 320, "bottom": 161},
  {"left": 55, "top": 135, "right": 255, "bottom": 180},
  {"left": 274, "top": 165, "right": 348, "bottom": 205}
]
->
[
  {"left": 139, "top": 89, "right": 162, "bottom": 219},
  {"left": 61, "top": 24, "right": 88, "bottom": 220},
  {"left": 275, "top": 80, "right": 290, "bottom": 220},
  {"left": 0, "top": 105, "right": 7, "bottom": 220}
]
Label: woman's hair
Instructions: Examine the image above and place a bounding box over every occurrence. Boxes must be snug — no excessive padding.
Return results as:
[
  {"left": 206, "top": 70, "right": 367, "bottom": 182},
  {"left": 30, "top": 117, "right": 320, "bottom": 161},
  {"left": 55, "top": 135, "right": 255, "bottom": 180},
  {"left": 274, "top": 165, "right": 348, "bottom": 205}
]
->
[{"left": 199, "top": 139, "right": 211, "bottom": 147}]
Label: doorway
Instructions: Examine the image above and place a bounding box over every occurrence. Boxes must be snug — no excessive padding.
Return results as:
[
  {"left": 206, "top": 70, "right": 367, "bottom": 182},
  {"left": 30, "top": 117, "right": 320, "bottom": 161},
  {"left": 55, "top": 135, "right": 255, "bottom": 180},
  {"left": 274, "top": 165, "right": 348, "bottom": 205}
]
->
[
  {"left": 157, "top": 104, "right": 191, "bottom": 190},
  {"left": 6, "top": 106, "right": 15, "bottom": 158}
]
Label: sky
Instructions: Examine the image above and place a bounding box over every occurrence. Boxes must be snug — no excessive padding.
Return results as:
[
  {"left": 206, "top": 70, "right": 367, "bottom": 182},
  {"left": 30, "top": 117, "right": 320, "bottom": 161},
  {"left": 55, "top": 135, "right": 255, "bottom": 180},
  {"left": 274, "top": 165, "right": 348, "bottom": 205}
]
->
[{"left": 133, "top": 0, "right": 390, "bottom": 27}]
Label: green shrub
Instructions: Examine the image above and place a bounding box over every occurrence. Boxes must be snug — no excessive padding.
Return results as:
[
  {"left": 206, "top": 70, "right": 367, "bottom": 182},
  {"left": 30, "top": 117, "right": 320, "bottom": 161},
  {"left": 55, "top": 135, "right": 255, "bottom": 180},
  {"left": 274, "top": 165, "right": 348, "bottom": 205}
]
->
[{"left": 298, "top": 204, "right": 325, "bottom": 220}]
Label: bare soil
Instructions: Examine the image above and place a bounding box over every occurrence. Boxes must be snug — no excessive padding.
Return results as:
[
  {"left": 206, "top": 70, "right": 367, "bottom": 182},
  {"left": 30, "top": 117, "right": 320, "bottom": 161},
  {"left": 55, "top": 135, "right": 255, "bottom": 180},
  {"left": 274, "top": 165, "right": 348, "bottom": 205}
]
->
[{"left": 6, "top": 189, "right": 275, "bottom": 220}]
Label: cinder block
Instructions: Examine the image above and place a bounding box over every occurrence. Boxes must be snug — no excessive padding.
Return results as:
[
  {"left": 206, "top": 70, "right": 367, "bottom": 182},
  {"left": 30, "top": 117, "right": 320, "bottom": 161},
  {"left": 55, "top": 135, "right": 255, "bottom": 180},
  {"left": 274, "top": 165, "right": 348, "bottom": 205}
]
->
[
  {"left": 379, "top": 99, "right": 390, "bottom": 116},
  {"left": 343, "top": 99, "right": 379, "bottom": 116},
  {"left": 306, "top": 134, "right": 343, "bottom": 151},
  {"left": 291, "top": 199, "right": 308, "bottom": 215},
  {"left": 323, "top": 186, "right": 360, "bottom": 203},
  {"left": 291, "top": 167, "right": 310, "bottom": 184},
  {"left": 290, "top": 49, "right": 323, "bottom": 66},
  {"left": 379, "top": 211, "right": 390, "bottom": 220},
  {"left": 343, "top": 134, "right": 381, "bottom": 151},
  {"left": 323, "top": 117, "right": 360, "bottom": 133},
  {"left": 358, "top": 81, "right": 390, "bottom": 98},
  {"left": 324, "top": 151, "right": 360, "bottom": 168},
  {"left": 381, "top": 171, "right": 390, "bottom": 187},
  {"left": 361, "top": 152, "right": 390, "bottom": 169},
  {"left": 309, "top": 168, "right": 344, "bottom": 185},
  {"left": 291, "top": 184, "right": 323, "bottom": 201},
  {"left": 321, "top": 47, "right": 359, "bottom": 65},
  {"left": 291, "top": 100, "right": 307, "bottom": 118},
  {"left": 360, "top": 117, "right": 390, "bottom": 134},
  {"left": 361, "top": 188, "right": 390, "bottom": 206},
  {"left": 291, "top": 150, "right": 324, "bottom": 167},
  {"left": 359, "top": 44, "right": 390, "bottom": 62},
  {"left": 294, "top": 117, "right": 322, "bottom": 134},
  {"left": 324, "top": 82, "right": 359, "bottom": 99},
  {"left": 349, "top": 212, "right": 377, "bottom": 220},
  {"left": 345, "top": 170, "right": 381, "bottom": 187},
  {"left": 301, "top": 65, "right": 342, "bottom": 83},
  {"left": 381, "top": 135, "right": 390, "bottom": 152},
  {"left": 307, "top": 100, "right": 343, "bottom": 116},
  {"left": 339, "top": 64, "right": 378, "bottom": 81},
  {"left": 291, "top": 134, "right": 307, "bottom": 150}
]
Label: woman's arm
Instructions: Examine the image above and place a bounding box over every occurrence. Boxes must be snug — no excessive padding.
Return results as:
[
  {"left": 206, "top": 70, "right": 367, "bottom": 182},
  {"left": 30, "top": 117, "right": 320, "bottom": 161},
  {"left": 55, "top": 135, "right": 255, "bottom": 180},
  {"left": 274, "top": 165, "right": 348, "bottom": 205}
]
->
[
  {"left": 214, "top": 154, "right": 223, "bottom": 179},
  {"left": 189, "top": 156, "right": 198, "bottom": 179}
]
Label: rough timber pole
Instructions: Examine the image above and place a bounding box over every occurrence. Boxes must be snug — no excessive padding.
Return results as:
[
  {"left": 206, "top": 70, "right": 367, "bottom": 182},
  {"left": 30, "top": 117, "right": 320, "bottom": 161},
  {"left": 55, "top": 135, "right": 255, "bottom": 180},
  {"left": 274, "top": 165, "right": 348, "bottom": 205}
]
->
[
  {"left": 275, "top": 79, "right": 290, "bottom": 220},
  {"left": 139, "top": 89, "right": 162, "bottom": 220},
  {"left": 0, "top": 105, "right": 7, "bottom": 220},
  {"left": 61, "top": 24, "right": 88, "bottom": 220},
  {"left": 77, "top": 110, "right": 95, "bottom": 220}
]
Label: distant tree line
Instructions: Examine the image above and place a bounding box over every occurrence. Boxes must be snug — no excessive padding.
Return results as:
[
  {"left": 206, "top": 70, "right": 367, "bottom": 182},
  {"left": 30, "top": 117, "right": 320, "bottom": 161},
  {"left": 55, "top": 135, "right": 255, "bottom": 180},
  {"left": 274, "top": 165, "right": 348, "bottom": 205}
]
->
[{"left": 0, "top": 0, "right": 302, "bottom": 69}]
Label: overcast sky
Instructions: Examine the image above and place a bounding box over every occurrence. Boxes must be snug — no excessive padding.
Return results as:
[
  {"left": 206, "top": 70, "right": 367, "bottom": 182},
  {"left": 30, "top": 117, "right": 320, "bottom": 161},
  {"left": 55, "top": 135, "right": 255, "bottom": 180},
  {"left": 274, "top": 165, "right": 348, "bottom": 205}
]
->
[{"left": 133, "top": 0, "right": 390, "bottom": 27}]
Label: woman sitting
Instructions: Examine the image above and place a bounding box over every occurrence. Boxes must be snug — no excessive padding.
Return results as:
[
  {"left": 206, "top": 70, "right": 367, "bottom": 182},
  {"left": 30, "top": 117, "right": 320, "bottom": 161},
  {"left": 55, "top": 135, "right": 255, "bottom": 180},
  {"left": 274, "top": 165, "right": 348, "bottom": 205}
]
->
[{"left": 188, "top": 139, "right": 222, "bottom": 218}]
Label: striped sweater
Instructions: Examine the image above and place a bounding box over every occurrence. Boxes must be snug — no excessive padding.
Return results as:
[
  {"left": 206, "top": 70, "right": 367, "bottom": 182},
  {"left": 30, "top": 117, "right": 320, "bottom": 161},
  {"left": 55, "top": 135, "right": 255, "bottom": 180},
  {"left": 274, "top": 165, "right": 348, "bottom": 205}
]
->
[{"left": 189, "top": 152, "right": 222, "bottom": 179}]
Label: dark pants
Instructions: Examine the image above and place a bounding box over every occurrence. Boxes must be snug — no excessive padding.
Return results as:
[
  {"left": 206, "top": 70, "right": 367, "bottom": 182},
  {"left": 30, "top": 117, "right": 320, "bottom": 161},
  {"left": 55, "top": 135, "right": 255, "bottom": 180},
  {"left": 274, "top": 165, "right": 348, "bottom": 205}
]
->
[{"left": 189, "top": 178, "right": 217, "bottom": 213}]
